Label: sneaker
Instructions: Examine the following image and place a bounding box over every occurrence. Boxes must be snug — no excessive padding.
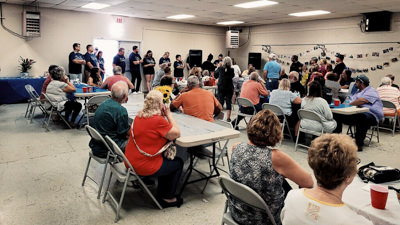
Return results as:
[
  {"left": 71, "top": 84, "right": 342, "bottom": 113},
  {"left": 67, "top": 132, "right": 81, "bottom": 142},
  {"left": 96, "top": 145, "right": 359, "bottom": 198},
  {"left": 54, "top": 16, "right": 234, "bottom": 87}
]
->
[
  {"left": 137, "top": 91, "right": 143, "bottom": 94},
  {"left": 132, "top": 91, "right": 138, "bottom": 95}
]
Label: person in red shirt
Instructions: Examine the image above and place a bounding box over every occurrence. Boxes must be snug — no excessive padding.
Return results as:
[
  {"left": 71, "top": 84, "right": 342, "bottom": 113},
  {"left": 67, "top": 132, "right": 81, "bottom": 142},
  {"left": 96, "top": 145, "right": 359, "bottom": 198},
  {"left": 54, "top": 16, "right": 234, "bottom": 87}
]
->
[
  {"left": 124, "top": 90, "right": 183, "bottom": 208},
  {"left": 40, "top": 65, "right": 58, "bottom": 101},
  {"left": 100, "top": 66, "right": 134, "bottom": 91}
]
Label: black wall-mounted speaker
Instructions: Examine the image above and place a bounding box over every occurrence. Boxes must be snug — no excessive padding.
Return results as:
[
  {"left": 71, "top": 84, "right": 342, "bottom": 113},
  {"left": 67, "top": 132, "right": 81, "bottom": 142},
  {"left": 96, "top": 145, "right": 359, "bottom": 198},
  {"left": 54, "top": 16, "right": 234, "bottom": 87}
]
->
[
  {"left": 248, "top": 52, "right": 262, "bottom": 70},
  {"left": 189, "top": 50, "right": 202, "bottom": 67},
  {"left": 363, "top": 11, "right": 392, "bottom": 32}
]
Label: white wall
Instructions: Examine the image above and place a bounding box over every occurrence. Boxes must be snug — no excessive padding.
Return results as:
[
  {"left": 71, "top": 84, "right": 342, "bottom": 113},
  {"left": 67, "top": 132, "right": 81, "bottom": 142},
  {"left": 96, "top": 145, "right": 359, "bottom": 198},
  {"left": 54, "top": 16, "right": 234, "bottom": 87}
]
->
[
  {"left": 231, "top": 14, "right": 400, "bottom": 87},
  {"left": 0, "top": 3, "right": 226, "bottom": 77}
]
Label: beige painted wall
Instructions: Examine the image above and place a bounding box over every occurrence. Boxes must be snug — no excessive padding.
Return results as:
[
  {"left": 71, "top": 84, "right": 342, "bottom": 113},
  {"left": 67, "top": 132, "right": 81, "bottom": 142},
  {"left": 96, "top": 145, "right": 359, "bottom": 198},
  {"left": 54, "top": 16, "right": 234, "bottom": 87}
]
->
[
  {"left": 0, "top": 3, "right": 226, "bottom": 77},
  {"left": 231, "top": 14, "right": 400, "bottom": 87}
]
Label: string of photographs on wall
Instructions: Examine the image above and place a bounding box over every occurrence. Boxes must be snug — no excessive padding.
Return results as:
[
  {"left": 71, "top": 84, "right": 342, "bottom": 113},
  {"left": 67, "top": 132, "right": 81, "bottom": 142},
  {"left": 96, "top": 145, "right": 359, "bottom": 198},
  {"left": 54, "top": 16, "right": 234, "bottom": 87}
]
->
[{"left": 269, "top": 43, "right": 400, "bottom": 74}]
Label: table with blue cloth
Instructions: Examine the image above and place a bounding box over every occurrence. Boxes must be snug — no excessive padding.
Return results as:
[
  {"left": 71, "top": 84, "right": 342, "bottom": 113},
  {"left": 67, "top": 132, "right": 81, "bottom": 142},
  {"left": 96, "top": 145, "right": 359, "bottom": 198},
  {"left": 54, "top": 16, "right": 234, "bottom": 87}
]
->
[{"left": 0, "top": 77, "right": 46, "bottom": 104}]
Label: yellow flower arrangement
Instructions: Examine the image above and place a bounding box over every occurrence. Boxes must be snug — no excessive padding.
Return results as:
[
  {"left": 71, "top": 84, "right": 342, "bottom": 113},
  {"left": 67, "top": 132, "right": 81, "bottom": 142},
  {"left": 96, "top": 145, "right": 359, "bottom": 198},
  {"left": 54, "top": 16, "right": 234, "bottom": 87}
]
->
[{"left": 155, "top": 85, "right": 172, "bottom": 104}]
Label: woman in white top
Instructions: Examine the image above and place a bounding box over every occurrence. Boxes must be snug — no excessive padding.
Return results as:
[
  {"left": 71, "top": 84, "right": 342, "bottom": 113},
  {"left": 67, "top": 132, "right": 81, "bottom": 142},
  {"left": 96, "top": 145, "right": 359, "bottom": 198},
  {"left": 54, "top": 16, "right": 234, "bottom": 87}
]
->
[
  {"left": 281, "top": 134, "right": 373, "bottom": 225},
  {"left": 301, "top": 81, "right": 337, "bottom": 133}
]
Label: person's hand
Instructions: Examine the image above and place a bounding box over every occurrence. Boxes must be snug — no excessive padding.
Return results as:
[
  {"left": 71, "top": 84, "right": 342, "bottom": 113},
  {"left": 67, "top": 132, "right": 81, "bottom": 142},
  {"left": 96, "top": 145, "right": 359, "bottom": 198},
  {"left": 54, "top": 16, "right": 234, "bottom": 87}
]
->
[
  {"left": 140, "top": 59, "right": 143, "bottom": 63},
  {"left": 63, "top": 75, "right": 69, "bottom": 82},
  {"left": 161, "top": 104, "right": 171, "bottom": 117}
]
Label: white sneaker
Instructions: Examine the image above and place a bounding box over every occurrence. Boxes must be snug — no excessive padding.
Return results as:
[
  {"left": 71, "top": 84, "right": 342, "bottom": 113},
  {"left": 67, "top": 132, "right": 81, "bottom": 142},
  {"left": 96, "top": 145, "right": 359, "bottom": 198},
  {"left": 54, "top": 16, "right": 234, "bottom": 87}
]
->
[
  {"left": 137, "top": 91, "right": 143, "bottom": 94},
  {"left": 132, "top": 91, "right": 138, "bottom": 95}
]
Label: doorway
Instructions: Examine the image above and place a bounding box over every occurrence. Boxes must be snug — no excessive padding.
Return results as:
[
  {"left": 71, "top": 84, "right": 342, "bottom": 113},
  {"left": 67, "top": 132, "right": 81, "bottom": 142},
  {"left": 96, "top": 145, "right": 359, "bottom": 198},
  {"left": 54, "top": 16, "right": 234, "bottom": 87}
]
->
[{"left": 93, "top": 39, "right": 119, "bottom": 80}]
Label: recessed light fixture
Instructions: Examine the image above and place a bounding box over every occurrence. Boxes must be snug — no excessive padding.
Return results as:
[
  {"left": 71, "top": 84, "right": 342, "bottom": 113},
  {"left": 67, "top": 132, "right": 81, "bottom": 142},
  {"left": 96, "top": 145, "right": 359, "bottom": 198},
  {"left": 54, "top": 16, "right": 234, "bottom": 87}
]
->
[
  {"left": 289, "top": 10, "right": 331, "bottom": 17},
  {"left": 167, "top": 14, "right": 195, "bottom": 19},
  {"left": 234, "top": 0, "right": 278, "bottom": 9},
  {"left": 217, "top": 21, "right": 244, "bottom": 25},
  {"left": 81, "top": 3, "right": 110, "bottom": 10}
]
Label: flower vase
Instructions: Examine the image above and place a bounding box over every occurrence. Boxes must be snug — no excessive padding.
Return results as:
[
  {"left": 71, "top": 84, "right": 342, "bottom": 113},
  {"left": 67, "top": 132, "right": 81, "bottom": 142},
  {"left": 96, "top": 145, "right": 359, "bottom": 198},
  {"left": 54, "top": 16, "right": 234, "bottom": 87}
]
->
[{"left": 20, "top": 72, "right": 29, "bottom": 78}]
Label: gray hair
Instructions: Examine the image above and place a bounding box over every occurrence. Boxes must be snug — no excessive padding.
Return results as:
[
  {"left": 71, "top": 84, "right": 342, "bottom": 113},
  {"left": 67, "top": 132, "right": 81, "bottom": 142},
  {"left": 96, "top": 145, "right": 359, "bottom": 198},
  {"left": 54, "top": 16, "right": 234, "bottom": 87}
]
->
[
  {"left": 50, "top": 66, "right": 65, "bottom": 80},
  {"left": 249, "top": 72, "right": 259, "bottom": 81},
  {"left": 202, "top": 70, "right": 210, "bottom": 77},
  {"left": 113, "top": 66, "right": 122, "bottom": 75},
  {"left": 187, "top": 75, "right": 200, "bottom": 88},
  {"left": 223, "top": 56, "right": 232, "bottom": 68},
  {"left": 381, "top": 76, "right": 392, "bottom": 85},
  {"left": 111, "top": 81, "right": 128, "bottom": 101}
]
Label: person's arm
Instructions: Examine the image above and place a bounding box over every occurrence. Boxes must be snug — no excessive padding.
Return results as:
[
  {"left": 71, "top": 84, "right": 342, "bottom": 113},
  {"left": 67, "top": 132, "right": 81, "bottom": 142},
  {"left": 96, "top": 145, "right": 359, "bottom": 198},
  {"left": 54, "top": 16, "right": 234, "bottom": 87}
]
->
[
  {"left": 272, "top": 150, "right": 314, "bottom": 188},
  {"left": 263, "top": 70, "right": 267, "bottom": 80},
  {"left": 162, "top": 106, "right": 181, "bottom": 140},
  {"left": 87, "top": 77, "right": 94, "bottom": 86},
  {"left": 100, "top": 78, "right": 109, "bottom": 89},
  {"left": 258, "top": 82, "right": 269, "bottom": 97},
  {"left": 125, "top": 78, "right": 135, "bottom": 90},
  {"left": 350, "top": 97, "right": 369, "bottom": 106},
  {"left": 62, "top": 76, "right": 76, "bottom": 93},
  {"left": 170, "top": 94, "right": 183, "bottom": 111},
  {"left": 213, "top": 96, "right": 223, "bottom": 116}
]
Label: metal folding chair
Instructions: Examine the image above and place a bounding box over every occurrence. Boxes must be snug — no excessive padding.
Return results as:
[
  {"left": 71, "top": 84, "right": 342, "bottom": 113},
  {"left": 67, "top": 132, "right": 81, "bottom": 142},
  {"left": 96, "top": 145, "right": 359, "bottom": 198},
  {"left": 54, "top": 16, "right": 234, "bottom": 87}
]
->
[
  {"left": 24, "top": 84, "right": 47, "bottom": 123},
  {"left": 103, "top": 136, "right": 162, "bottom": 223},
  {"left": 262, "top": 103, "right": 293, "bottom": 141},
  {"left": 219, "top": 176, "right": 277, "bottom": 225},
  {"left": 82, "top": 125, "right": 117, "bottom": 199},
  {"left": 234, "top": 97, "right": 256, "bottom": 129},
  {"left": 295, "top": 109, "right": 325, "bottom": 151},
  {"left": 42, "top": 93, "right": 72, "bottom": 130},
  {"left": 84, "top": 95, "right": 109, "bottom": 126},
  {"left": 380, "top": 100, "right": 399, "bottom": 136}
]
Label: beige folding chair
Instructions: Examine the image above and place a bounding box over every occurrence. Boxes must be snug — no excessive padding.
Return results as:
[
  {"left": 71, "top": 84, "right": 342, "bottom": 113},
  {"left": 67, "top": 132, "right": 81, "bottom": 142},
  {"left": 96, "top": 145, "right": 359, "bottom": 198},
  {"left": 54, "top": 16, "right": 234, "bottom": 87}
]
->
[
  {"left": 25, "top": 84, "right": 47, "bottom": 123},
  {"left": 234, "top": 97, "right": 256, "bottom": 129},
  {"left": 103, "top": 136, "right": 162, "bottom": 223},
  {"left": 82, "top": 125, "right": 117, "bottom": 199},
  {"left": 262, "top": 103, "right": 293, "bottom": 141},
  {"left": 42, "top": 93, "right": 72, "bottom": 130},
  {"left": 84, "top": 95, "right": 109, "bottom": 126},
  {"left": 214, "top": 119, "right": 233, "bottom": 172},
  {"left": 347, "top": 124, "right": 380, "bottom": 146},
  {"left": 381, "top": 100, "right": 399, "bottom": 136},
  {"left": 219, "top": 176, "right": 277, "bottom": 225},
  {"left": 295, "top": 109, "right": 325, "bottom": 151}
]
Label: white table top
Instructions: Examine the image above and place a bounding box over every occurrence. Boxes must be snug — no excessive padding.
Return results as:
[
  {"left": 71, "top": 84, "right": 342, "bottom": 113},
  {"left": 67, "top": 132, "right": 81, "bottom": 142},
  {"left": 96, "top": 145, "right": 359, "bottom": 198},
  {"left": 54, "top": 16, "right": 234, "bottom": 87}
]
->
[
  {"left": 202, "top": 85, "right": 218, "bottom": 90},
  {"left": 122, "top": 99, "right": 240, "bottom": 147},
  {"left": 331, "top": 106, "right": 370, "bottom": 115},
  {"left": 74, "top": 91, "right": 111, "bottom": 98},
  {"left": 343, "top": 177, "right": 400, "bottom": 225}
]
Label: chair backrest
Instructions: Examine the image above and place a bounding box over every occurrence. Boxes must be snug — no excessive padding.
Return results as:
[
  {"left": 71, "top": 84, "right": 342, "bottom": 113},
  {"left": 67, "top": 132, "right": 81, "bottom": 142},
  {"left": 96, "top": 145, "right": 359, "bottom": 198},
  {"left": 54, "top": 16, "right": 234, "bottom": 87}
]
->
[
  {"left": 348, "top": 82, "right": 355, "bottom": 92},
  {"left": 25, "top": 84, "right": 40, "bottom": 99},
  {"left": 43, "top": 93, "right": 57, "bottom": 108},
  {"left": 237, "top": 97, "right": 254, "bottom": 108},
  {"left": 381, "top": 100, "right": 396, "bottom": 110},
  {"left": 262, "top": 103, "right": 284, "bottom": 116},
  {"left": 219, "top": 176, "right": 277, "bottom": 225},
  {"left": 85, "top": 125, "right": 114, "bottom": 156},
  {"left": 87, "top": 95, "right": 109, "bottom": 106},
  {"left": 214, "top": 119, "right": 233, "bottom": 129},
  {"left": 105, "top": 135, "right": 136, "bottom": 173},
  {"left": 298, "top": 109, "right": 323, "bottom": 123}
]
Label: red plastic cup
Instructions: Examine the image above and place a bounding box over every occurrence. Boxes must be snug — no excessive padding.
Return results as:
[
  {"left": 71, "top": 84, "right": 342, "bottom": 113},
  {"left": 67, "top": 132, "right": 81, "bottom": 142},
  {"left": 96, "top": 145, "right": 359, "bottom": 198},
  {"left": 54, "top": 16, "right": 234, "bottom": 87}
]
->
[
  {"left": 370, "top": 184, "right": 389, "bottom": 209},
  {"left": 82, "top": 87, "right": 87, "bottom": 93},
  {"left": 334, "top": 99, "right": 340, "bottom": 106}
]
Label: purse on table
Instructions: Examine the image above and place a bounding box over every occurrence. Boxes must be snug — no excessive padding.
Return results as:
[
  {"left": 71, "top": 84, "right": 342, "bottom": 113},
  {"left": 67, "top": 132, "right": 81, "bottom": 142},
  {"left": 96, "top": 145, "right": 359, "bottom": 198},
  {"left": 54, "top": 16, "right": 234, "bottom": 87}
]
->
[{"left": 358, "top": 162, "right": 400, "bottom": 184}]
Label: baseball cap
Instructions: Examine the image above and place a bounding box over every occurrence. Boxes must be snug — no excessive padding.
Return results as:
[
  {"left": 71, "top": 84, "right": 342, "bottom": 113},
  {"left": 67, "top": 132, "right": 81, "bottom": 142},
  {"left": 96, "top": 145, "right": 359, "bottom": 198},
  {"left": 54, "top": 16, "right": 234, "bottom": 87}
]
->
[
  {"left": 355, "top": 74, "right": 370, "bottom": 86},
  {"left": 335, "top": 53, "right": 344, "bottom": 61},
  {"left": 269, "top": 53, "right": 277, "bottom": 59}
]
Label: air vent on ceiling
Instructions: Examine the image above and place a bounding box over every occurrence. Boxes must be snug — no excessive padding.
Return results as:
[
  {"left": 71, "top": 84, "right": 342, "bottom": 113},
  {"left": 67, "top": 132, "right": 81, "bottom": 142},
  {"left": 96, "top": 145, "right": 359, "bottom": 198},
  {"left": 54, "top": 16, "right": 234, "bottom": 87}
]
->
[
  {"left": 22, "top": 10, "right": 40, "bottom": 37},
  {"left": 226, "top": 30, "right": 239, "bottom": 49}
]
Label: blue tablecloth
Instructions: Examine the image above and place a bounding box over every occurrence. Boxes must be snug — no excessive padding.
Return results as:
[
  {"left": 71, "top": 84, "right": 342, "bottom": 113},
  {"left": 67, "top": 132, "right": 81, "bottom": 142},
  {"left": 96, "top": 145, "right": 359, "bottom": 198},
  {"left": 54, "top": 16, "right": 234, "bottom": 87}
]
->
[
  {"left": 0, "top": 77, "right": 46, "bottom": 104},
  {"left": 329, "top": 103, "right": 352, "bottom": 108}
]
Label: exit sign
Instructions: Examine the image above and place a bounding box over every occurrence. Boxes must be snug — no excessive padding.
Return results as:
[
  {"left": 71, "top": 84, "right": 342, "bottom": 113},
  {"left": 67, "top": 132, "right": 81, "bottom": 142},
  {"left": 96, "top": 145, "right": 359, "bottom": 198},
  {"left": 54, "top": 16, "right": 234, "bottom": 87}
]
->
[{"left": 116, "top": 17, "right": 122, "bottom": 23}]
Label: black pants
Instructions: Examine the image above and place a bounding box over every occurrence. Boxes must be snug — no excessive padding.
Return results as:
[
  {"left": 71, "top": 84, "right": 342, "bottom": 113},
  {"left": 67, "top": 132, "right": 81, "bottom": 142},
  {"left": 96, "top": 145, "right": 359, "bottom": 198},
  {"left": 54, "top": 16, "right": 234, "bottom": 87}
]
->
[
  {"left": 64, "top": 101, "right": 82, "bottom": 123},
  {"left": 152, "top": 157, "right": 184, "bottom": 199},
  {"left": 218, "top": 90, "right": 233, "bottom": 110},
  {"left": 333, "top": 112, "right": 377, "bottom": 147},
  {"left": 131, "top": 70, "right": 141, "bottom": 92}
]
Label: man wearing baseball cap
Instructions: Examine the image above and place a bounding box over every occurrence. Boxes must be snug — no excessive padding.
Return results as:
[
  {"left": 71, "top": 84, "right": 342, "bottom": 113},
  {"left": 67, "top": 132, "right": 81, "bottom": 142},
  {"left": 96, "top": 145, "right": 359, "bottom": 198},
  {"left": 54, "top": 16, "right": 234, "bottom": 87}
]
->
[
  {"left": 333, "top": 74, "right": 383, "bottom": 151},
  {"left": 263, "top": 53, "right": 282, "bottom": 91}
]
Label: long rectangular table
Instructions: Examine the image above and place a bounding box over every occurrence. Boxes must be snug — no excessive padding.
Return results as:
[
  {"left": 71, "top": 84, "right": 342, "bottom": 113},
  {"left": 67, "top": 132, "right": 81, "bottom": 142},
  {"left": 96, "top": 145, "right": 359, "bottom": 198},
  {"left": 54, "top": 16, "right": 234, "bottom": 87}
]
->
[
  {"left": 0, "top": 77, "right": 45, "bottom": 104},
  {"left": 330, "top": 104, "right": 370, "bottom": 115}
]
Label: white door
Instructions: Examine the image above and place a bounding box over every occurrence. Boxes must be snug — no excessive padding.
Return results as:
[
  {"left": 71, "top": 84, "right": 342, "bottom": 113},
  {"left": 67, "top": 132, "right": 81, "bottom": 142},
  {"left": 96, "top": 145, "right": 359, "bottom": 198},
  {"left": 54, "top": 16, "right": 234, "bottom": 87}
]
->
[
  {"left": 119, "top": 41, "right": 142, "bottom": 90},
  {"left": 93, "top": 39, "right": 119, "bottom": 80}
]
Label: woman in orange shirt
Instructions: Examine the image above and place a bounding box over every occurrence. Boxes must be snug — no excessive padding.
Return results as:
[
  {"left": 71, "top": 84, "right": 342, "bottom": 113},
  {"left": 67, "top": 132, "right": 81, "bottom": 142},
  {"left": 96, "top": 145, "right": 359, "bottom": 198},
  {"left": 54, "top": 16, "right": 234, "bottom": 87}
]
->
[{"left": 124, "top": 90, "right": 183, "bottom": 208}]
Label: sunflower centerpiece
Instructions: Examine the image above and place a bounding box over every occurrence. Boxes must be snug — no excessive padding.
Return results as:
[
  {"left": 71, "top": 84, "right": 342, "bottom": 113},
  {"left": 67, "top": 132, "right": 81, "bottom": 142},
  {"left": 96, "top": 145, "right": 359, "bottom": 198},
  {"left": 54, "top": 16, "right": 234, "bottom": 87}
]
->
[{"left": 155, "top": 85, "right": 173, "bottom": 104}]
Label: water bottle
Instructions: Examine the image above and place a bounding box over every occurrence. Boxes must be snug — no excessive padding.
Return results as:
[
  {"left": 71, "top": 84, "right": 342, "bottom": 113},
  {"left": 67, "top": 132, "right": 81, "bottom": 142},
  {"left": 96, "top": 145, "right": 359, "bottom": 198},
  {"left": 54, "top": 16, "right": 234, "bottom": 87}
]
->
[{"left": 345, "top": 97, "right": 350, "bottom": 107}]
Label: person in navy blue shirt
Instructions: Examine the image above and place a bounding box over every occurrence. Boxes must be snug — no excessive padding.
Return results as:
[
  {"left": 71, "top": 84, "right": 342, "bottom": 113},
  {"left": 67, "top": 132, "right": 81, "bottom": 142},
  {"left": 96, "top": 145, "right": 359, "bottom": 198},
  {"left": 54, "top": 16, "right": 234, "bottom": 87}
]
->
[
  {"left": 84, "top": 44, "right": 100, "bottom": 83},
  {"left": 213, "top": 54, "right": 223, "bottom": 66},
  {"left": 143, "top": 50, "right": 156, "bottom": 92},
  {"left": 173, "top": 54, "right": 185, "bottom": 78},
  {"left": 68, "top": 43, "right": 86, "bottom": 82},
  {"left": 159, "top": 51, "right": 171, "bottom": 66},
  {"left": 96, "top": 51, "right": 105, "bottom": 80},
  {"left": 129, "top": 46, "right": 143, "bottom": 93},
  {"left": 112, "top": 48, "right": 126, "bottom": 74}
]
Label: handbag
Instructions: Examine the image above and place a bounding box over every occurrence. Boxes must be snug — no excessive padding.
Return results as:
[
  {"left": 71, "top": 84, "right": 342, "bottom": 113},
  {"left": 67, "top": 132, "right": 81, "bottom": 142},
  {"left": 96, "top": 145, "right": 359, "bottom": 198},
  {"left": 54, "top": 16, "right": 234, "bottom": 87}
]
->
[
  {"left": 130, "top": 118, "right": 176, "bottom": 160},
  {"left": 358, "top": 162, "right": 400, "bottom": 184}
]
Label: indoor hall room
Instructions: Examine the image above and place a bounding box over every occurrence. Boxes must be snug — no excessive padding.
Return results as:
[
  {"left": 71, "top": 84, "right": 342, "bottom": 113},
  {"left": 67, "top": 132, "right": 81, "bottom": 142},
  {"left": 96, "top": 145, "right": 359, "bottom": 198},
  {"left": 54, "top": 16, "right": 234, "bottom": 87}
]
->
[{"left": 0, "top": 0, "right": 399, "bottom": 224}]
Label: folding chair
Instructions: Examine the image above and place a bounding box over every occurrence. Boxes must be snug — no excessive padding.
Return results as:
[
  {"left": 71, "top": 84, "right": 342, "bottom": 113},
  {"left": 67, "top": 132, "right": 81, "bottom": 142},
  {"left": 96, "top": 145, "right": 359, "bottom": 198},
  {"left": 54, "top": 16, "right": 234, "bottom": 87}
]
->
[
  {"left": 295, "top": 109, "right": 325, "bottom": 151},
  {"left": 234, "top": 97, "right": 256, "bottom": 129},
  {"left": 24, "top": 84, "right": 47, "bottom": 123},
  {"left": 219, "top": 176, "right": 277, "bottom": 225},
  {"left": 213, "top": 119, "right": 233, "bottom": 172},
  {"left": 84, "top": 95, "right": 109, "bottom": 126},
  {"left": 380, "top": 100, "right": 399, "bottom": 136},
  {"left": 262, "top": 103, "right": 293, "bottom": 141},
  {"left": 82, "top": 125, "right": 117, "bottom": 199},
  {"left": 347, "top": 124, "right": 380, "bottom": 146},
  {"left": 103, "top": 136, "right": 162, "bottom": 223},
  {"left": 42, "top": 93, "right": 72, "bottom": 130}
]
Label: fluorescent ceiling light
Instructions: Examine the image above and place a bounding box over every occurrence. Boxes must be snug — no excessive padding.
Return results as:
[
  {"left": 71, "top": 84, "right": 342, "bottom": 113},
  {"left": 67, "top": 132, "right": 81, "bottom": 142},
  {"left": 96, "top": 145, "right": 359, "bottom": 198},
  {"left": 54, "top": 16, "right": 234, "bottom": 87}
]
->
[
  {"left": 234, "top": 0, "right": 278, "bottom": 9},
  {"left": 81, "top": 3, "right": 110, "bottom": 10},
  {"left": 167, "top": 14, "right": 195, "bottom": 19},
  {"left": 217, "top": 21, "right": 244, "bottom": 25},
  {"left": 289, "top": 10, "right": 331, "bottom": 17}
]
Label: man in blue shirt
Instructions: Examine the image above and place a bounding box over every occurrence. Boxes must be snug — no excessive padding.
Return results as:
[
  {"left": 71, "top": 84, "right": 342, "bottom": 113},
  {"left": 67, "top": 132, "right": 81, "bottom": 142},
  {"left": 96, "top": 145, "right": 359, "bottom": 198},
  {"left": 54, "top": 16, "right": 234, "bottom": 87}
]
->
[
  {"left": 68, "top": 43, "right": 86, "bottom": 82},
  {"left": 333, "top": 75, "right": 383, "bottom": 151},
  {"left": 112, "top": 48, "right": 126, "bottom": 74},
  {"left": 263, "top": 53, "right": 282, "bottom": 91},
  {"left": 84, "top": 44, "right": 100, "bottom": 83},
  {"left": 129, "top": 46, "right": 143, "bottom": 93},
  {"left": 159, "top": 51, "right": 171, "bottom": 66}
]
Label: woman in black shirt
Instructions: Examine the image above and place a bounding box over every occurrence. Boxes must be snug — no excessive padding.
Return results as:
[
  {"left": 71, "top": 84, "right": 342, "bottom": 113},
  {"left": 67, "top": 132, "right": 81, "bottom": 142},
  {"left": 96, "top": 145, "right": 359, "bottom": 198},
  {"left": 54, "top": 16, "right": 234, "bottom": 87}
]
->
[
  {"left": 143, "top": 50, "right": 156, "bottom": 92},
  {"left": 215, "top": 56, "right": 234, "bottom": 122}
]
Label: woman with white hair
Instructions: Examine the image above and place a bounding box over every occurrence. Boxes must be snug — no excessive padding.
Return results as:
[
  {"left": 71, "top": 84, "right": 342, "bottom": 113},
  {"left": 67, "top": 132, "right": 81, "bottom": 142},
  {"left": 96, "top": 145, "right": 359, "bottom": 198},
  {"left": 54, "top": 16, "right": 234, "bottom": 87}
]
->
[
  {"left": 124, "top": 90, "right": 183, "bottom": 208},
  {"left": 377, "top": 76, "right": 400, "bottom": 116},
  {"left": 288, "top": 71, "right": 305, "bottom": 97},
  {"left": 215, "top": 56, "right": 235, "bottom": 121}
]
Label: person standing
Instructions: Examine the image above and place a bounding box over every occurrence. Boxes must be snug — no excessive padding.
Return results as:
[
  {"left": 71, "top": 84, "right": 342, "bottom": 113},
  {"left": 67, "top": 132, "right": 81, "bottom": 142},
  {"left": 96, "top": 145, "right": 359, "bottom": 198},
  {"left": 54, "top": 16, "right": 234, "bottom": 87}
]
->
[
  {"left": 289, "top": 55, "right": 303, "bottom": 75},
  {"left": 143, "top": 50, "right": 156, "bottom": 92},
  {"left": 129, "top": 46, "right": 143, "bottom": 93},
  {"left": 112, "top": 48, "right": 126, "bottom": 74},
  {"left": 213, "top": 54, "right": 223, "bottom": 67},
  {"left": 96, "top": 51, "right": 105, "bottom": 80},
  {"left": 173, "top": 54, "right": 184, "bottom": 78},
  {"left": 68, "top": 43, "right": 85, "bottom": 82},
  {"left": 215, "top": 56, "right": 235, "bottom": 122},
  {"left": 159, "top": 52, "right": 171, "bottom": 67},
  {"left": 84, "top": 44, "right": 100, "bottom": 83},
  {"left": 263, "top": 53, "right": 282, "bottom": 91},
  {"left": 201, "top": 54, "right": 215, "bottom": 77},
  {"left": 333, "top": 53, "right": 346, "bottom": 81}
]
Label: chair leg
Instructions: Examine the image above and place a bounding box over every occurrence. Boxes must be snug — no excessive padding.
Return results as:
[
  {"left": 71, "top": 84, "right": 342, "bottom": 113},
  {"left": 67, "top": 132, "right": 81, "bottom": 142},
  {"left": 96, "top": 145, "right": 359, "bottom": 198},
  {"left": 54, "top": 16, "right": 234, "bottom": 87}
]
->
[
  {"left": 30, "top": 105, "right": 37, "bottom": 123},
  {"left": 392, "top": 117, "right": 396, "bottom": 136},
  {"left": 82, "top": 156, "right": 92, "bottom": 186},
  {"left": 25, "top": 101, "right": 31, "bottom": 118},
  {"left": 115, "top": 174, "right": 130, "bottom": 223},
  {"left": 97, "top": 161, "right": 108, "bottom": 199},
  {"left": 58, "top": 112, "right": 72, "bottom": 129},
  {"left": 137, "top": 177, "right": 163, "bottom": 209},
  {"left": 295, "top": 130, "right": 301, "bottom": 152},
  {"left": 102, "top": 171, "right": 113, "bottom": 203}
]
